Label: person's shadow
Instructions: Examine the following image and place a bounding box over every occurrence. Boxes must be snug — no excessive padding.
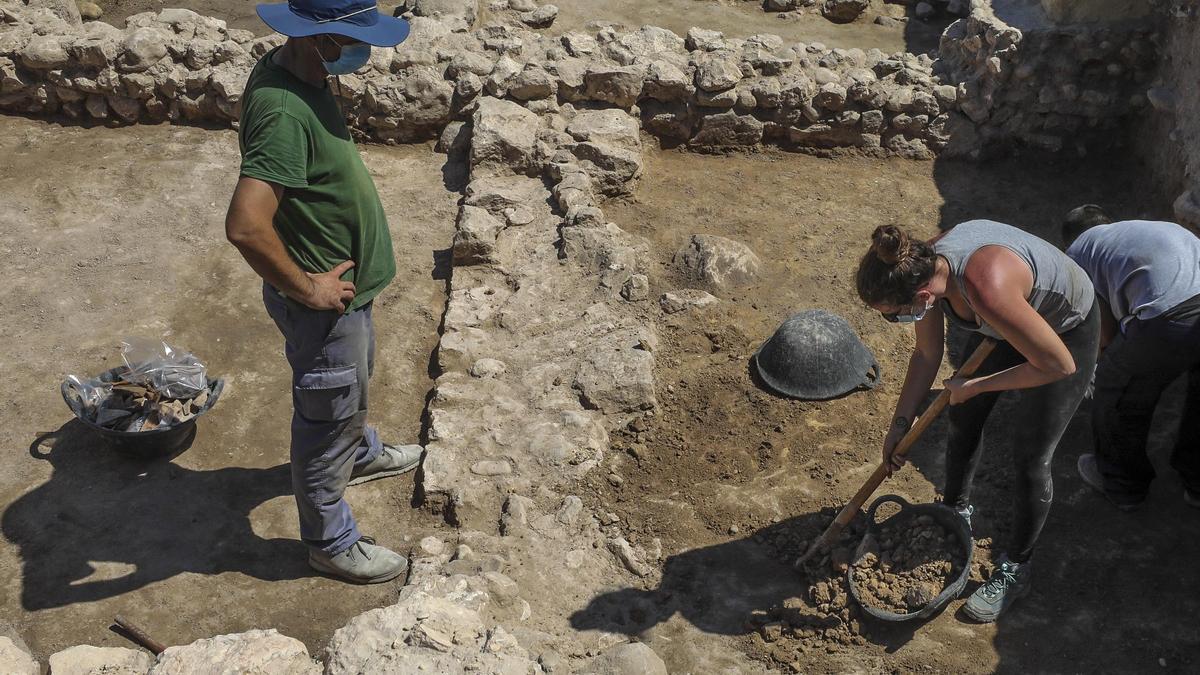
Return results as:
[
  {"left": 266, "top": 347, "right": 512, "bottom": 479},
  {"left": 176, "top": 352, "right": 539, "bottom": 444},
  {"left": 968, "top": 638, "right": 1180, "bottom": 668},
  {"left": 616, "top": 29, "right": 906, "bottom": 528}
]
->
[
  {"left": 569, "top": 509, "right": 933, "bottom": 652},
  {"left": 2, "top": 420, "right": 308, "bottom": 611}
]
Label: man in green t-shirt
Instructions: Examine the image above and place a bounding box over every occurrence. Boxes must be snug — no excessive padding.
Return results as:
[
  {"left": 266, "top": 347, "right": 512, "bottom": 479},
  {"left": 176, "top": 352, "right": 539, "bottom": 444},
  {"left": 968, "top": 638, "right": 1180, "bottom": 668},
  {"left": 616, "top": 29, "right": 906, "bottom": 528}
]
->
[{"left": 224, "top": 0, "right": 419, "bottom": 584}]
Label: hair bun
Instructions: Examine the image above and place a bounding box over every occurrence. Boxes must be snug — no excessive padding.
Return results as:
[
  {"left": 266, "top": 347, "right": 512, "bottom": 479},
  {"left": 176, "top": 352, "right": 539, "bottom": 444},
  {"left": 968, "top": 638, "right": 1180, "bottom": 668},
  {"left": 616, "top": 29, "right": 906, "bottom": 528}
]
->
[{"left": 871, "top": 225, "right": 910, "bottom": 266}]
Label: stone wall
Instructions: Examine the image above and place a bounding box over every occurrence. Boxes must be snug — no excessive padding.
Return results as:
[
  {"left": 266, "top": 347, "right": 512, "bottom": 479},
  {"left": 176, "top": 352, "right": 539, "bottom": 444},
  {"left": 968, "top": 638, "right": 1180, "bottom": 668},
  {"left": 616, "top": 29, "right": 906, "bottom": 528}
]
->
[
  {"left": 935, "top": 0, "right": 1159, "bottom": 154},
  {"left": 1, "top": 0, "right": 1164, "bottom": 158},
  {"left": 1, "top": 0, "right": 968, "bottom": 157},
  {"left": 1134, "top": 5, "right": 1200, "bottom": 230}
]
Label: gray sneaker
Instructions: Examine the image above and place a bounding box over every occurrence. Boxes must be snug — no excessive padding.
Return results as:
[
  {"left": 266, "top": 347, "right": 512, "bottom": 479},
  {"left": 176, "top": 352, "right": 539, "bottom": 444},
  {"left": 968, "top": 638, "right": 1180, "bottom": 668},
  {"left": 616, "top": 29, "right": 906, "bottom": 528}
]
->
[
  {"left": 963, "top": 556, "right": 1031, "bottom": 623},
  {"left": 309, "top": 536, "right": 409, "bottom": 584},
  {"left": 1077, "top": 453, "right": 1143, "bottom": 512},
  {"left": 348, "top": 444, "right": 423, "bottom": 486}
]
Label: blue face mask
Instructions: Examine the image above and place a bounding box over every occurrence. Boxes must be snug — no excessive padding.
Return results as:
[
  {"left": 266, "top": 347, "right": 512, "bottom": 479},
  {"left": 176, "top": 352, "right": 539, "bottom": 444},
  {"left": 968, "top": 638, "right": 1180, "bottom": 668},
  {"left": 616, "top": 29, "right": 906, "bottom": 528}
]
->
[{"left": 320, "top": 39, "right": 371, "bottom": 75}]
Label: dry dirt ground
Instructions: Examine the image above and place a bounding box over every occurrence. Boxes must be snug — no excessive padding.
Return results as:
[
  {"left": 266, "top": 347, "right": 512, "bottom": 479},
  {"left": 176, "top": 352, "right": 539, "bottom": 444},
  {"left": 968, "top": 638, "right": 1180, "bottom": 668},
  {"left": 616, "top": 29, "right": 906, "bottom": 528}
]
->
[
  {"left": 0, "top": 114, "right": 458, "bottom": 662},
  {"left": 568, "top": 146, "right": 1200, "bottom": 673},
  {"left": 92, "top": 0, "right": 951, "bottom": 54}
]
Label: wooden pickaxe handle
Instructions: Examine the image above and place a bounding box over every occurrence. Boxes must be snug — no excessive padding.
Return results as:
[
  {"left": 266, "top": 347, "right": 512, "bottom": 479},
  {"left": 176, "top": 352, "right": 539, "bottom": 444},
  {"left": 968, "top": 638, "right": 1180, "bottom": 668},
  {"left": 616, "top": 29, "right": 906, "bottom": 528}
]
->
[
  {"left": 114, "top": 615, "right": 167, "bottom": 655},
  {"left": 794, "top": 338, "right": 996, "bottom": 568}
]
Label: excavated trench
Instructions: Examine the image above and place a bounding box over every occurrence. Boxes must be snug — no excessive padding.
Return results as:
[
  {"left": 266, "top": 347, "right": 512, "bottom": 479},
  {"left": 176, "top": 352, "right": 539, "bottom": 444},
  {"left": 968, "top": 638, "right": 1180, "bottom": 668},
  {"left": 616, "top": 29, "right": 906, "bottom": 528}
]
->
[{"left": 3, "top": 0, "right": 1200, "bottom": 672}]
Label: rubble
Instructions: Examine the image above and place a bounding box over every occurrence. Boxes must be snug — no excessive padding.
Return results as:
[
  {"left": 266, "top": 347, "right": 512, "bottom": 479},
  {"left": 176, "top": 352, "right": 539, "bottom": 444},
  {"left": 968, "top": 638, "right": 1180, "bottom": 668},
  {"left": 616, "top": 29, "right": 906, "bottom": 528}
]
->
[
  {"left": 849, "top": 516, "right": 966, "bottom": 614},
  {"left": 659, "top": 289, "right": 718, "bottom": 314},
  {"left": 149, "top": 630, "right": 320, "bottom": 674},
  {"left": 673, "top": 234, "right": 762, "bottom": 291},
  {"left": 48, "top": 645, "right": 154, "bottom": 674}
]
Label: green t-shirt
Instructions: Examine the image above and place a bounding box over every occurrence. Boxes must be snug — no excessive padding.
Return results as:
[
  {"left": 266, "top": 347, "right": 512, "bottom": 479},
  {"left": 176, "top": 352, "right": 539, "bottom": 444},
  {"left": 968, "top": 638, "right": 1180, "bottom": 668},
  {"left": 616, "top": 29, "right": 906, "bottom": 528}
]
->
[{"left": 238, "top": 48, "right": 395, "bottom": 312}]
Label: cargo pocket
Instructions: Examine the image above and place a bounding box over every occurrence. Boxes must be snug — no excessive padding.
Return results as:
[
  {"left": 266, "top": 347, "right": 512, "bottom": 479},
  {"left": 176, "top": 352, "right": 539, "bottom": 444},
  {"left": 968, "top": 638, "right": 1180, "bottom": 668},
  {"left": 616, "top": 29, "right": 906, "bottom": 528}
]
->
[{"left": 294, "top": 365, "right": 360, "bottom": 422}]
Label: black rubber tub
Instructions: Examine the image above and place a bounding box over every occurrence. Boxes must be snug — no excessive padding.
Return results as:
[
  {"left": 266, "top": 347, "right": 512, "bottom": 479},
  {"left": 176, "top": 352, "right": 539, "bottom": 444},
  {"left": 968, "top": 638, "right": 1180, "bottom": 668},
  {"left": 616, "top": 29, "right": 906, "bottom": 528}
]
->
[
  {"left": 61, "top": 366, "right": 225, "bottom": 459},
  {"left": 847, "top": 494, "right": 974, "bottom": 622}
]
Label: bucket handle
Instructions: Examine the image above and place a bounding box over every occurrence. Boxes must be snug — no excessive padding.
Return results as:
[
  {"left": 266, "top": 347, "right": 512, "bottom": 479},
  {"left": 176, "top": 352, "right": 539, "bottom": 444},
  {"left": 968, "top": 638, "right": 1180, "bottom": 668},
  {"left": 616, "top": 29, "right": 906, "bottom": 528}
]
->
[
  {"left": 861, "top": 362, "right": 881, "bottom": 390},
  {"left": 865, "top": 494, "right": 911, "bottom": 527}
]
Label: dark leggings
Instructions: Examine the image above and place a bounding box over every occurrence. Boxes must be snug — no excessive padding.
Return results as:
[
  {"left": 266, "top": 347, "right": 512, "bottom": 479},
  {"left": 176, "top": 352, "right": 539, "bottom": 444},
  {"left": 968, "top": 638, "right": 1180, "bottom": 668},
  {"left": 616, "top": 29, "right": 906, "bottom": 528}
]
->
[
  {"left": 1093, "top": 296, "right": 1200, "bottom": 498},
  {"left": 942, "top": 301, "right": 1100, "bottom": 563}
]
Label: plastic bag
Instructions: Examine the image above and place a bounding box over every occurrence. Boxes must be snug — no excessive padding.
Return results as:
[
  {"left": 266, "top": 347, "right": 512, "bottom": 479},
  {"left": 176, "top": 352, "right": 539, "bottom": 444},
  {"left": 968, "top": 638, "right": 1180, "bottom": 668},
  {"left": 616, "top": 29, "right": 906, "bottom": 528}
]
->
[
  {"left": 119, "top": 337, "right": 208, "bottom": 399},
  {"left": 64, "top": 374, "right": 111, "bottom": 423}
]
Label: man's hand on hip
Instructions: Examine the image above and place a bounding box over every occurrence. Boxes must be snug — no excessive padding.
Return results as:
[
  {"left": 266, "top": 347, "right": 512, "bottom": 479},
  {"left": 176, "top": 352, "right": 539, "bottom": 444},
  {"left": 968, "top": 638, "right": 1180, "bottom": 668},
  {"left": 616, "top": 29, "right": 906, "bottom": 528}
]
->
[{"left": 301, "top": 260, "right": 357, "bottom": 313}]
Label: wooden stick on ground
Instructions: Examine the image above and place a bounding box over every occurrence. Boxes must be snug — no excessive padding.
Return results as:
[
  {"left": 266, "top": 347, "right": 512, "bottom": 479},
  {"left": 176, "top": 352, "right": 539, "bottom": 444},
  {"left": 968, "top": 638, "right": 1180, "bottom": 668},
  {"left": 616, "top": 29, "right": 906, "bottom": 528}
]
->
[
  {"left": 113, "top": 615, "right": 167, "bottom": 655},
  {"left": 793, "top": 338, "right": 996, "bottom": 569}
]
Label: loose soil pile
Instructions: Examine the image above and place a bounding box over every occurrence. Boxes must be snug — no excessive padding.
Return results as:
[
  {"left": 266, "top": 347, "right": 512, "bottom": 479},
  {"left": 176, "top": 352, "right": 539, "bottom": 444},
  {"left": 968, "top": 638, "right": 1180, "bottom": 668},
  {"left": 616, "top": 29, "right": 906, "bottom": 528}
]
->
[
  {"left": 755, "top": 510, "right": 870, "bottom": 649},
  {"left": 850, "top": 514, "right": 966, "bottom": 614}
]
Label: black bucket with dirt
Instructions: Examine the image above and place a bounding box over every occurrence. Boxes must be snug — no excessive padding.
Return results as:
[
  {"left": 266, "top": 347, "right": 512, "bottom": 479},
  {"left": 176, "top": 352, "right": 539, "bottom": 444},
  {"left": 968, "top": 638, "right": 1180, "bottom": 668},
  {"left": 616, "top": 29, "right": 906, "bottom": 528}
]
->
[
  {"left": 846, "top": 494, "right": 973, "bottom": 622},
  {"left": 61, "top": 366, "right": 225, "bottom": 459}
]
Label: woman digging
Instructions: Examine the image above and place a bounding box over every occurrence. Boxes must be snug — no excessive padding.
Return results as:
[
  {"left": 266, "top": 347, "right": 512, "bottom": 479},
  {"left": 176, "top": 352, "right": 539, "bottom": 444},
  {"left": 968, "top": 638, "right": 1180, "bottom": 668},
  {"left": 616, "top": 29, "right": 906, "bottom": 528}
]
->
[{"left": 855, "top": 221, "right": 1099, "bottom": 622}]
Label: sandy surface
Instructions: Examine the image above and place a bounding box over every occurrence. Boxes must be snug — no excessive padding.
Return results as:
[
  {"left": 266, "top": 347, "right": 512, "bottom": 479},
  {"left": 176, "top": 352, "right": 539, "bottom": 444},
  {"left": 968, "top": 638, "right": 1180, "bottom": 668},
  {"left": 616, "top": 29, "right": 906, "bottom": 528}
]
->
[{"left": 0, "top": 115, "right": 458, "bottom": 661}]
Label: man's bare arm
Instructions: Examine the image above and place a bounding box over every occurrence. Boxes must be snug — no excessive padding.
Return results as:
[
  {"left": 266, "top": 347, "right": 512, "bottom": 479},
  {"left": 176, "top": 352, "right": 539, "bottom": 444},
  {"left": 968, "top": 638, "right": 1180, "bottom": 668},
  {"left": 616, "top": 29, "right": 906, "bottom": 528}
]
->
[{"left": 225, "top": 176, "right": 356, "bottom": 312}]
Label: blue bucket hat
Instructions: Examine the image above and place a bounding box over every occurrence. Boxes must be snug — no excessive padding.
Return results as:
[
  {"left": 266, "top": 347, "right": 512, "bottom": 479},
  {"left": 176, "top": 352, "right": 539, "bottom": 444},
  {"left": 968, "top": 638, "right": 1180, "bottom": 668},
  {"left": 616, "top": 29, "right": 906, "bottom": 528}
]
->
[{"left": 256, "top": 0, "right": 411, "bottom": 47}]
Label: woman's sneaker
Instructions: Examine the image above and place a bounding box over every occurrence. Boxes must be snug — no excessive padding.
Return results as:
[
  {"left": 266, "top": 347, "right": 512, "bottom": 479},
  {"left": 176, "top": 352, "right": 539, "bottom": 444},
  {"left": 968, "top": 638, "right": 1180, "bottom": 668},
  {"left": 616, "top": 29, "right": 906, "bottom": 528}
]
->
[{"left": 963, "top": 556, "right": 1031, "bottom": 623}]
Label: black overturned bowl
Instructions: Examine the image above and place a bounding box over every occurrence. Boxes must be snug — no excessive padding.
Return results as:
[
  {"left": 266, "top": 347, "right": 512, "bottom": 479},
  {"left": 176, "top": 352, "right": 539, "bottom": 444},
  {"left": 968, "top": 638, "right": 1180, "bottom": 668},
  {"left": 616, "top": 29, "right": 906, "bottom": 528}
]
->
[
  {"left": 61, "top": 366, "right": 225, "bottom": 459},
  {"left": 846, "top": 495, "right": 974, "bottom": 623},
  {"left": 755, "top": 309, "right": 881, "bottom": 401}
]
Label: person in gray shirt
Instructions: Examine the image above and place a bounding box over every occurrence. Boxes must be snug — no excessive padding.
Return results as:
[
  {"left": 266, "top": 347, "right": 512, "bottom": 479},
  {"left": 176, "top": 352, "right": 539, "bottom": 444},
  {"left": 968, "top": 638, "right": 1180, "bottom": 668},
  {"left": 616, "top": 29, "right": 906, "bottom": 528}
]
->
[{"left": 1064, "top": 206, "right": 1200, "bottom": 511}]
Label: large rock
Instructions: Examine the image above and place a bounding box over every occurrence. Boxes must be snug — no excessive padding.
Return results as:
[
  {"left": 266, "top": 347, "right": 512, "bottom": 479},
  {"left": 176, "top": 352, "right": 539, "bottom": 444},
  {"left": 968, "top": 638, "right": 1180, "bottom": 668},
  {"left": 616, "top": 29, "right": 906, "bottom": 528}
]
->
[
  {"left": 686, "top": 27, "right": 726, "bottom": 52},
  {"left": 660, "top": 289, "right": 718, "bottom": 314},
  {"left": 507, "top": 64, "right": 555, "bottom": 100},
  {"left": 609, "top": 25, "right": 685, "bottom": 61},
  {"left": 326, "top": 588, "right": 540, "bottom": 674},
  {"left": 19, "top": 35, "right": 69, "bottom": 70},
  {"left": 570, "top": 142, "right": 643, "bottom": 196},
  {"left": 209, "top": 64, "right": 250, "bottom": 101},
  {"left": 642, "top": 59, "right": 693, "bottom": 102},
  {"left": 79, "top": 1, "right": 103, "bottom": 21},
  {"left": 691, "top": 110, "right": 763, "bottom": 147},
  {"left": 582, "top": 642, "right": 668, "bottom": 675},
  {"left": 573, "top": 347, "right": 656, "bottom": 414},
  {"left": 566, "top": 109, "right": 641, "bottom": 152},
  {"left": 583, "top": 63, "right": 644, "bottom": 109},
  {"left": 121, "top": 27, "right": 169, "bottom": 72},
  {"left": 520, "top": 4, "right": 558, "bottom": 28},
  {"left": 149, "top": 630, "right": 319, "bottom": 675},
  {"left": 27, "top": 0, "right": 82, "bottom": 26},
  {"left": 68, "top": 32, "right": 122, "bottom": 68},
  {"left": 673, "top": 234, "right": 761, "bottom": 290},
  {"left": 452, "top": 205, "right": 506, "bottom": 265},
  {"left": 694, "top": 50, "right": 742, "bottom": 92},
  {"left": 363, "top": 66, "right": 454, "bottom": 142},
  {"left": 49, "top": 645, "right": 154, "bottom": 674},
  {"left": 469, "top": 97, "right": 541, "bottom": 177},
  {"left": 412, "top": 0, "right": 477, "bottom": 31},
  {"left": 0, "top": 636, "right": 38, "bottom": 675},
  {"left": 565, "top": 110, "right": 644, "bottom": 194},
  {"left": 822, "top": 0, "right": 869, "bottom": 23}
]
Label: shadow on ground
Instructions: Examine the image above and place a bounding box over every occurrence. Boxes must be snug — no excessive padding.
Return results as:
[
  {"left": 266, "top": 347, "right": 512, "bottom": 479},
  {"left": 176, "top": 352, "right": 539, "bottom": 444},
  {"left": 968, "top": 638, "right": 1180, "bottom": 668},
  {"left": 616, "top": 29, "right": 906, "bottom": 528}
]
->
[
  {"left": 2, "top": 420, "right": 308, "bottom": 611},
  {"left": 570, "top": 509, "right": 940, "bottom": 653}
]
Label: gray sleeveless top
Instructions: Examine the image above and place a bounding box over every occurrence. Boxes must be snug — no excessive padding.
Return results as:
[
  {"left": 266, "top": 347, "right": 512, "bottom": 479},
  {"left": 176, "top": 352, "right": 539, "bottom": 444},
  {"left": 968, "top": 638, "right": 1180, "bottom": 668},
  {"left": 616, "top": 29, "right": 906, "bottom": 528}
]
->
[{"left": 934, "top": 220, "right": 1094, "bottom": 339}]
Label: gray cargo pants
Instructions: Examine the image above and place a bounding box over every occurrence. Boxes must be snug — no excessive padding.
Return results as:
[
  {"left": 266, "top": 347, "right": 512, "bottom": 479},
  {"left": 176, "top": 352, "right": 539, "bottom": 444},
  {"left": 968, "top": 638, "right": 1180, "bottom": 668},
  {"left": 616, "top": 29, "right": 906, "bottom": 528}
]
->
[{"left": 262, "top": 283, "right": 383, "bottom": 556}]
